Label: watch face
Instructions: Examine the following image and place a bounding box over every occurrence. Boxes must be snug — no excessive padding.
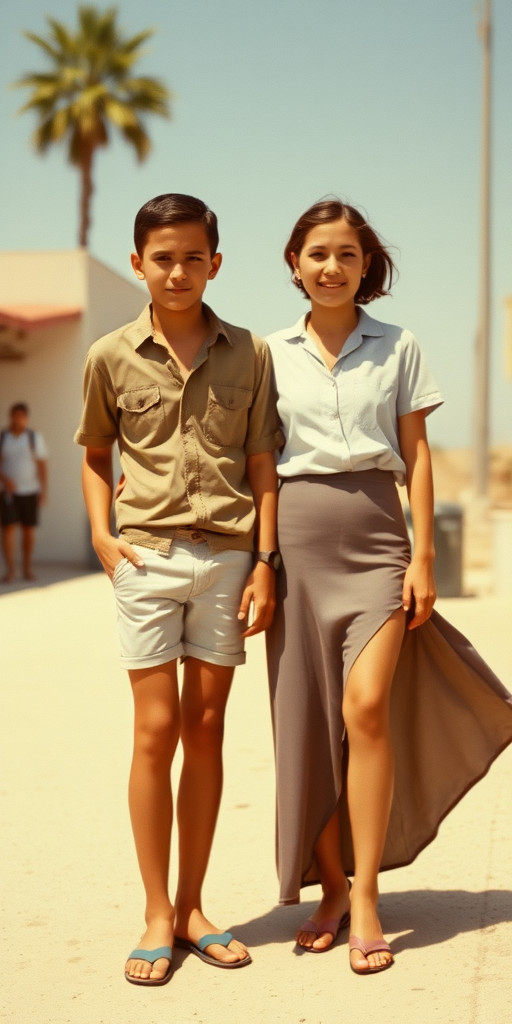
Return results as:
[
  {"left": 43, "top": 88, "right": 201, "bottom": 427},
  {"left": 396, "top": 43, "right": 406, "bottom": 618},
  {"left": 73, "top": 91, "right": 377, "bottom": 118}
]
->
[{"left": 259, "top": 551, "right": 281, "bottom": 570}]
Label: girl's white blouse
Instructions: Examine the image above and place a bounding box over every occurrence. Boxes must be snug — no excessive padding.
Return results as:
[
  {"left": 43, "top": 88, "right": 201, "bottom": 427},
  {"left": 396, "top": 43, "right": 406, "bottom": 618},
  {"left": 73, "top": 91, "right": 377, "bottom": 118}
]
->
[{"left": 266, "top": 308, "right": 443, "bottom": 486}]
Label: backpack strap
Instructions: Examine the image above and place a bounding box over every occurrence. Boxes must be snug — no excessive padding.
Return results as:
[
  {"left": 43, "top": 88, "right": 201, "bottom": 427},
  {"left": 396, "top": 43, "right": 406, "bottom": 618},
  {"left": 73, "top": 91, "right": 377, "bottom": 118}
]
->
[{"left": 0, "top": 425, "right": 35, "bottom": 454}]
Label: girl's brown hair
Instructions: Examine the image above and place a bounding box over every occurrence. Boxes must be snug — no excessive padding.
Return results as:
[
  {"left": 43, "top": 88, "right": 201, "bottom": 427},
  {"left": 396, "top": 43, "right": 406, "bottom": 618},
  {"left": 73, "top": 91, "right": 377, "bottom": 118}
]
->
[{"left": 284, "top": 198, "right": 396, "bottom": 305}]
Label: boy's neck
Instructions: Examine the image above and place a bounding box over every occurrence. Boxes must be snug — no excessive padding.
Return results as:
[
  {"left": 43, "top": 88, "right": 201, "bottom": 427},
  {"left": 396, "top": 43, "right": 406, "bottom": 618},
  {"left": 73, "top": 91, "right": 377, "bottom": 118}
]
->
[
  {"left": 151, "top": 297, "right": 208, "bottom": 346},
  {"left": 151, "top": 297, "right": 211, "bottom": 380}
]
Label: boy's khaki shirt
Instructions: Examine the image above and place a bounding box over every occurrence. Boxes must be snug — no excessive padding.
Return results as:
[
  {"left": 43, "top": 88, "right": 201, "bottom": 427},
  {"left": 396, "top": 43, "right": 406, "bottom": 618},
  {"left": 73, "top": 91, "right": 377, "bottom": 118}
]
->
[{"left": 74, "top": 304, "right": 284, "bottom": 553}]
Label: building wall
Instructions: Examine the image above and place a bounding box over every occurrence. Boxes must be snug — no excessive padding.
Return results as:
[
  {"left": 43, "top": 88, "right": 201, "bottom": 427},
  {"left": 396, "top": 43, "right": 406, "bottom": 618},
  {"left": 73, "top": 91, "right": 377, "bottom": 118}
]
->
[{"left": 0, "top": 251, "right": 146, "bottom": 565}]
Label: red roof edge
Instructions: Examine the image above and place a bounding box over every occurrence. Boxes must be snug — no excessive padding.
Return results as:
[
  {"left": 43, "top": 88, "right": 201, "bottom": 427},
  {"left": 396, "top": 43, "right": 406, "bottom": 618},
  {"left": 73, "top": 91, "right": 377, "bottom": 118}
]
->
[{"left": 0, "top": 304, "right": 82, "bottom": 332}]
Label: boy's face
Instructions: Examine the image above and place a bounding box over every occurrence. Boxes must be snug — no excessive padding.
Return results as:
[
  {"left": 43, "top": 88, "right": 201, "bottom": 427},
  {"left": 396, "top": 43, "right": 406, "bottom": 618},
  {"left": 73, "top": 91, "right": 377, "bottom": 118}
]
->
[
  {"left": 10, "top": 409, "right": 28, "bottom": 434},
  {"left": 131, "top": 222, "right": 222, "bottom": 313}
]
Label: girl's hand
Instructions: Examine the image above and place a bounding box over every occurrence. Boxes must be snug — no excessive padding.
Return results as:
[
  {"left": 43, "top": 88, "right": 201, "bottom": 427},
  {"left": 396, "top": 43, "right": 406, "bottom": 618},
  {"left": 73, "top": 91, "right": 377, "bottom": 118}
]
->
[{"left": 402, "top": 556, "right": 436, "bottom": 630}]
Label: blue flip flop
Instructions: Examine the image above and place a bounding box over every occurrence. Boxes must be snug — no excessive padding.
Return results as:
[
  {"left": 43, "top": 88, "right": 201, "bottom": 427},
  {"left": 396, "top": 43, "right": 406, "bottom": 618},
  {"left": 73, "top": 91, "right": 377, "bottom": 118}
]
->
[
  {"left": 124, "top": 945, "right": 173, "bottom": 986},
  {"left": 174, "top": 932, "right": 252, "bottom": 969}
]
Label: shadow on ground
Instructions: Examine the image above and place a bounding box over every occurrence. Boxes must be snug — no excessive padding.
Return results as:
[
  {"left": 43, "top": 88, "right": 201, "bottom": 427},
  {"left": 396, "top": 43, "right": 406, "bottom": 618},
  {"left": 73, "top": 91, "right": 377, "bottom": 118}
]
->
[
  {"left": 0, "top": 562, "right": 98, "bottom": 596},
  {"left": 227, "top": 889, "right": 512, "bottom": 954}
]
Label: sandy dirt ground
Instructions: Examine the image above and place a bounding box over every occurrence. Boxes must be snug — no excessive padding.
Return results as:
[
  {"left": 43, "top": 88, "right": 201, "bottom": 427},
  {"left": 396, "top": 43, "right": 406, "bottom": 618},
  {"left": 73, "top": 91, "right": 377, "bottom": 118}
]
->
[{"left": 1, "top": 570, "right": 511, "bottom": 1024}]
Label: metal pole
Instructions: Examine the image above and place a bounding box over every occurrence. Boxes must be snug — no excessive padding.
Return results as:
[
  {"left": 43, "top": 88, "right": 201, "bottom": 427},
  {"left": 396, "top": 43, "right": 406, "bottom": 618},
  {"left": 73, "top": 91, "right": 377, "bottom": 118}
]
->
[{"left": 474, "top": 0, "right": 492, "bottom": 498}]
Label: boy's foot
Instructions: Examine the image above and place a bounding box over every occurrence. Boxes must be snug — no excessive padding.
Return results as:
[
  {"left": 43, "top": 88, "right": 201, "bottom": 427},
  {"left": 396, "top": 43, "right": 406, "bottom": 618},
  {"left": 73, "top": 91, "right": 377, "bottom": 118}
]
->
[
  {"left": 124, "top": 916, "right": 174, "bottom": 983},
  {"left": 1, "top": 572, "right": 15, "bottom": 583},
  {"left": 296, "top": 882, "right": 351, "bottom": 951},
  {"left": 348, "top": 888, "right": 393, "bottom": 972},
  {"left": 175, "top": 909, "right": 250, "bottom": 965}
]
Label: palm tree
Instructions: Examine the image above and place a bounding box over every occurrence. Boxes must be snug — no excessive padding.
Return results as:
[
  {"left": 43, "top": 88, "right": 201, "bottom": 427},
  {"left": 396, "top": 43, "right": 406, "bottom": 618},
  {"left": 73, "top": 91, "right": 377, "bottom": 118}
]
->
[{"left": 15, "top": 5, "right": 171, "bottom": 247}]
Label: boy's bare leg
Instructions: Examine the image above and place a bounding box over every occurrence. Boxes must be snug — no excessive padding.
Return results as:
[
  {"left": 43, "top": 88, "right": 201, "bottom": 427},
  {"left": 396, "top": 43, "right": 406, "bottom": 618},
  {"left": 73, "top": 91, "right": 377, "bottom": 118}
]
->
[
  {"left": 174, "top": 658, "right": 249, "bottom": 964},
  {"left": 22, "top": 526, "right": 36, "bottom": 580},
  {"left": 1, "top": 524, "right": 16, "bottom": 582},
  {"left": 125, "top": 662, "right": 180, "bottom": 982}
]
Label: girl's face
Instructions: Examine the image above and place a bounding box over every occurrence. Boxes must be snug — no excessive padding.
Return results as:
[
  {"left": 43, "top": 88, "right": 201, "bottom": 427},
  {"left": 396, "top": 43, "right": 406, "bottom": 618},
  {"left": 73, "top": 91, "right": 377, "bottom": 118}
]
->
[{"left": 292, "top": 218, "right": 370, "bottom": 310}]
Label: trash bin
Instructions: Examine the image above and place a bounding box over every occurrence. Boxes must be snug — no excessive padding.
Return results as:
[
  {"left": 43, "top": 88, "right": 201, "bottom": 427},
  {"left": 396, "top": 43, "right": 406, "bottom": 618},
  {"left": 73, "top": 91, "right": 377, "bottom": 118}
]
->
[{"left": 404, "top": 501, "right": 463, "bottom": 598}]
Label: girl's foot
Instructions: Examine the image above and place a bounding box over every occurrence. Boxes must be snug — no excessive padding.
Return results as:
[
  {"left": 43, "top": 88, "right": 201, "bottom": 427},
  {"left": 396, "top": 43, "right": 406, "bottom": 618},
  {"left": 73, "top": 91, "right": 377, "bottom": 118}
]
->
[
  {"left": 296, "top": 881, "right": 351, "bottom": 951},
  {"left": 348, "top": 888, "right": 393, "bottom": 971},
  {"left": 124, "top": 914, "right": 174, "bottom": 982},
  {"left": 175, "top": 908, "right": 249, "bottom": 964}
]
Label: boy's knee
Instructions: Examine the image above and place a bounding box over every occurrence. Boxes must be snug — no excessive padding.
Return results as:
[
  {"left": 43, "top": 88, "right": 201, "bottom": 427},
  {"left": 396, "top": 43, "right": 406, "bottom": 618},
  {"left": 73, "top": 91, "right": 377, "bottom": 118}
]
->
[
  {"left": 181, "top": 707, "right": 225, "bottom": 754},
  {"left": 135, "top": 711, "right": 180, "bottom": 762}
]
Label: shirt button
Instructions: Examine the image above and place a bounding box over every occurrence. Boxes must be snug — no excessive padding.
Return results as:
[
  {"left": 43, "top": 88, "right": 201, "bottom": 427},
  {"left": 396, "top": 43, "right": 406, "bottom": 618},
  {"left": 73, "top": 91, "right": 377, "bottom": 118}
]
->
[{"left": 138, "top": 398, "right": 144, "bottom": 408}]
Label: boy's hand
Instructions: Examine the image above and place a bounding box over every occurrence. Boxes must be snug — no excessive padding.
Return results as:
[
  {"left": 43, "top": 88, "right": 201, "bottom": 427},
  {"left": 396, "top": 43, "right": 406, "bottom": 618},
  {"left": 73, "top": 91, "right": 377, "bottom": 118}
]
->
[
  {"left": 93, "top": 533, "right": 145, "bottom": 579},
  {"left": 238, "top": 562, "right": 276, "bottom": 638}
]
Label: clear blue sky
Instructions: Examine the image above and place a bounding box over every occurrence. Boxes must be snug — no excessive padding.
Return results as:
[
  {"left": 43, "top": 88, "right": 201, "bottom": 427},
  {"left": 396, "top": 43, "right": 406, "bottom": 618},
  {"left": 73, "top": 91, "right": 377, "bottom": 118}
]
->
[{"left": 2, "top": 0, "right": 511, "bottom": 446}]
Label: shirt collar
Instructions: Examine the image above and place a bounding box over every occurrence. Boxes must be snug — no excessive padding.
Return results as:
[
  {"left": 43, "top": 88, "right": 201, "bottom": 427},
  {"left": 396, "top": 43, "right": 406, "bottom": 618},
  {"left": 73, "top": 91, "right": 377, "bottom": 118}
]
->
[
  {"left": 124, "top": 303, "right": 232, "bottom": 350},
  {"left": 281, "top": 307, "right": 385, "bottom": 356}
]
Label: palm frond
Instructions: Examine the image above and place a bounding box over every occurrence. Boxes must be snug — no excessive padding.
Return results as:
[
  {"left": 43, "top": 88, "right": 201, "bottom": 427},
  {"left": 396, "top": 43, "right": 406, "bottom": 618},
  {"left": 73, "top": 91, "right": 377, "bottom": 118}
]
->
[
  {"left": 22, "top": 31, "right": 62, "bottom": 62},
  {"left": 120, "top": 123, "right": 152, "bottom": 162}
]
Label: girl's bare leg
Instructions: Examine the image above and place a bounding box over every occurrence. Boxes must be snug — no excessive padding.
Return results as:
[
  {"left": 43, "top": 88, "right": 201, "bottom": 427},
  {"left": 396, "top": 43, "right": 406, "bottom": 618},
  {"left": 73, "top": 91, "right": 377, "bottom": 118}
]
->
[
  {"left": 296, "top": 806, "right": 351, "bottom": 950},
  {"left": 125, "top": 662, "right": 180, "bottom": 982},
  {"left": 343, "top": 607, "right": 405, "bottom": 970},
  {"left": 174, "top": 658, "right": 249, "bottom": 964}
]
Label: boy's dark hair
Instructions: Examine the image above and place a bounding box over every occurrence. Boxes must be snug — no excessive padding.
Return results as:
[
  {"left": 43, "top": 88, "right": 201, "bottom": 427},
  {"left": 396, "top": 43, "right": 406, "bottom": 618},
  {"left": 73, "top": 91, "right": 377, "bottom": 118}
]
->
[
  {"left": 134, "top": 194, "right": 219, "bottom": 257},
  {"left": 284, "top": 198, "right": 397, "bottom": 305},
  {"left": 10, "top": 402, "right": 29, "bottom": 415}
]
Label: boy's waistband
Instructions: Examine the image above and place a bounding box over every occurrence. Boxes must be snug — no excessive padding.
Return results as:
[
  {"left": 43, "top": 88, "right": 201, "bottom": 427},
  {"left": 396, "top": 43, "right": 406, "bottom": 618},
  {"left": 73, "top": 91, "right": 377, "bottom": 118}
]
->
[{"left": 120, "top": 526, "right": 254, "bottom": 555}]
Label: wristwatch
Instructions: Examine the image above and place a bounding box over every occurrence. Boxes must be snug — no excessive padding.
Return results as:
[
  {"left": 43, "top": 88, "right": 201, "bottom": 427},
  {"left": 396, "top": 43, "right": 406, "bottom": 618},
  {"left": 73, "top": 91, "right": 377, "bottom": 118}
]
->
[{"left": 256, "top": 550, "right": 282, "bottom": 571}]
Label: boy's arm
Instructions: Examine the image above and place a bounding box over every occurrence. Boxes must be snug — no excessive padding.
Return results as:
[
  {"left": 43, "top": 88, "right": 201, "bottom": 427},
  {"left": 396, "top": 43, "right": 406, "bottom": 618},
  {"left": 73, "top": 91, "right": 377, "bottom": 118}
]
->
[
  {"left": 83, "top": 447, "right": 145, "bottom": 577},
  {"left": 36, "top": 459, "right": 48, "bottom": 505},
  {"left": 238, "top": 450, "right": 278, "bottom": 638}
]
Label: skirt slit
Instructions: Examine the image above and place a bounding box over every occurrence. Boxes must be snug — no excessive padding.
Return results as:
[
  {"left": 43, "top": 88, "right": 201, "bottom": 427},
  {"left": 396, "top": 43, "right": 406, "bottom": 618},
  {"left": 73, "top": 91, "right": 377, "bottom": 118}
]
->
[{"left": 266, "top": 470, "right": 512, "bottom": 906}]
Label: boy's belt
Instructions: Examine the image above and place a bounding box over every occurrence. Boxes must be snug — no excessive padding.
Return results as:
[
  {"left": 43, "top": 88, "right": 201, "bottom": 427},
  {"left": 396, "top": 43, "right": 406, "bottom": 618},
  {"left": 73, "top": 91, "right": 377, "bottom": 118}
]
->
[{"left": 174, "top": 526, "right": 207, "bottom": 545}]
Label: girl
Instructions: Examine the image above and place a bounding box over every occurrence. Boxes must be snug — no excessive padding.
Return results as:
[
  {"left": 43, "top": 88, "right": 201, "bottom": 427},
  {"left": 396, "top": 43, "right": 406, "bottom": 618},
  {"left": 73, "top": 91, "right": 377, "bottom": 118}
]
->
[{"left": 266, "top": 199, "right": 512, "bottom": 975}]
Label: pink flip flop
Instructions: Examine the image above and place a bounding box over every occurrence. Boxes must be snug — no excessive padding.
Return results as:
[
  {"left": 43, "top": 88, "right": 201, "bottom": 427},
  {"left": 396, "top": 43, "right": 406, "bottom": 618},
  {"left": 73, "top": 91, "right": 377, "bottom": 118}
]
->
[
  {"left": 297, "top": 910, "right": 351, "bottom": 953},
  {"left": 349, "top": 934, "right": 394, "bottom": 974}
]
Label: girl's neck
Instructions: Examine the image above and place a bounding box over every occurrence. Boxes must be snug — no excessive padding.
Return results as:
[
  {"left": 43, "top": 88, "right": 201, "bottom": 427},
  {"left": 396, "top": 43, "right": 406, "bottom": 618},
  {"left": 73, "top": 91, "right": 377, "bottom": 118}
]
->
[{"left": 307, "top": 300, "right": 359, "bottom": 342}]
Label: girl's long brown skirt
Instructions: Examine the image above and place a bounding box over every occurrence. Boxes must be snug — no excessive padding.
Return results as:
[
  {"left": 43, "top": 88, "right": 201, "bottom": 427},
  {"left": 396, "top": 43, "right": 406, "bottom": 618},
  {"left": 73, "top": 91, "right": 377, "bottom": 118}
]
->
[{"left": 266, "top": 470, "right": 512, "bottom": 906}]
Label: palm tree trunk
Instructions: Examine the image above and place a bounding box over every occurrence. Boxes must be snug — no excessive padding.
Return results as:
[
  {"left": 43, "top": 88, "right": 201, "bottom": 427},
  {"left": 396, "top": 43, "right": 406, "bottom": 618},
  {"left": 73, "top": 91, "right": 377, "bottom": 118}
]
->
[{"left": 79, "top": 146, "right": 94, "bottom": 248}]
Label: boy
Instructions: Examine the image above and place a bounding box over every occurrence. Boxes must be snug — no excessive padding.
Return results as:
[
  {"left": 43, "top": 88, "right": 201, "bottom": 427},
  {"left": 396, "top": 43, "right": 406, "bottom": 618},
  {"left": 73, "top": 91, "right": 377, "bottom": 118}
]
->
[
  {"left": 75, "top": 194, "right": 283, "bottom": 985},
  {"left": 0, "top": 402, "right": 48, "bottom": 582}
]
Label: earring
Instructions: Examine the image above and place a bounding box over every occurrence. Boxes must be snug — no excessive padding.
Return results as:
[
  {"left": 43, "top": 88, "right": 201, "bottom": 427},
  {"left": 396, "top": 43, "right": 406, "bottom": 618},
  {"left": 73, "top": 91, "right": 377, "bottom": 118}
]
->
[{"left": 293, "top": 272, "right": 301, "bottom": 285}]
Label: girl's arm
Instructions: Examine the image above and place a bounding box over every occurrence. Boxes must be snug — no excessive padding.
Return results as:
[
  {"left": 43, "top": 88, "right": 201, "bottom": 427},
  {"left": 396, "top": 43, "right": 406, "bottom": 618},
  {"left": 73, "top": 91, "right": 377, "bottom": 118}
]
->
[{"left": 397, "top": 410, "right": 437, "bottom": 630}]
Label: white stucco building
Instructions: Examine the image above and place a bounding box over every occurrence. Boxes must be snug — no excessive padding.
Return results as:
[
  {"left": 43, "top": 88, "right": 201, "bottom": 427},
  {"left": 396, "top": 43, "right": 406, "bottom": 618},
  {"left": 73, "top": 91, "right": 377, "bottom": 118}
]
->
[{"left": 0, "top": 250, "right": 146, "bottom": 565}]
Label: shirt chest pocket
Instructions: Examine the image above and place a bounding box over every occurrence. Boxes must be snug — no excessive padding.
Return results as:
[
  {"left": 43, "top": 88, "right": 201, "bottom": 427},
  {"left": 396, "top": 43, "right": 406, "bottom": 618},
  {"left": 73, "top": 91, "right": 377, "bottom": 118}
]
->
[
  {"left": 351, "top": 376, "right": 391, "bottom": 433},
  {"left": 203, "top": 384, "right": 252, "bottom": 449},
  {"left": 117, "top": 385, "right": 163, "bottom": 445}
]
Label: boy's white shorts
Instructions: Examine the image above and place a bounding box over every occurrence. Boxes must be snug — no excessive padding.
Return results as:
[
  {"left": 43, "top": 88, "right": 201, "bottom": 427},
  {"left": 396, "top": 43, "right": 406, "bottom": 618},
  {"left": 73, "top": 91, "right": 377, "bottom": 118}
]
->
[{"left": 112, "top": 540, "right": 252, "bottom": 670}]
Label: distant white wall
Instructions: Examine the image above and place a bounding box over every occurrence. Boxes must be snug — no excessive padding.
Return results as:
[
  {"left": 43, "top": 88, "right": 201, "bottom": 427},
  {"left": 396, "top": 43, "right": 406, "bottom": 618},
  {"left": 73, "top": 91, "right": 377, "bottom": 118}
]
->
[
  {"left": 0, "top": 250, "right": 87, "bottom": 306},
  {"left": 0, "top": 251, "right": 146, "bottom": 565}
]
